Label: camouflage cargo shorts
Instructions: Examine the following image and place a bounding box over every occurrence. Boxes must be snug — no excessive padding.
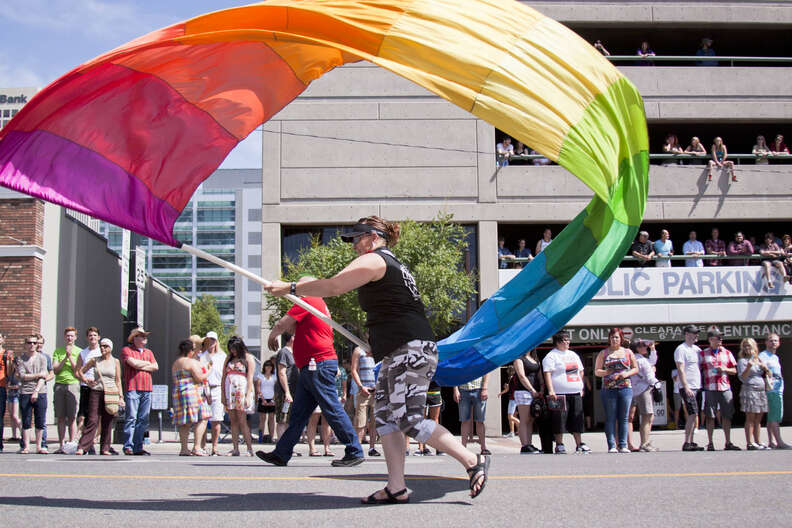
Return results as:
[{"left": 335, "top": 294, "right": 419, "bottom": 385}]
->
[{"left": 374, "top": 340, "right": 438, "bottom": 443}]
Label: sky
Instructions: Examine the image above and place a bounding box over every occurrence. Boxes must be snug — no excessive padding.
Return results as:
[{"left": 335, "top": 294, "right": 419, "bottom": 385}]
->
[{"left": 0, "top": 1, "right": 262, "bottom": 168}]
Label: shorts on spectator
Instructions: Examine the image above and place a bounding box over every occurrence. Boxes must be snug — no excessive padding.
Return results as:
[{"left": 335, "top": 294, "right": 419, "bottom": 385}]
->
[
  {"left": 739, "top": 388, "right": 768, "bottom": 414},
  {"left": 631, "top": 389, "right": 654, "bottom": 416},
  {"left": 426, "top": 391, "right": 442, "bottom": 408},
  {"left": 257, "top": 399, "right": 276, "bottom": 414},
  {"left": 78, "top": 385, "right": 92, "bottom": 417},
  {"left": 458, "top": 389, "right": 486, "bottom": 422},
  {"left": 550, "top": 393, "right": 584, "bottom": 435},
  {"left": 208, "top": 386, "right": 224, "bottom": 422},
  {"left": 514, "top": 390, "right": 534, "bottom": 407},
  {"left": 703, "top": 389, "right": 734, "bottom": 420},
  {"left": 354, "top": 389, "right": 375, "bottom": 428},
  {"left": 672, "top": 392, "right": 681, "bottom": 412},
  {"left": 507, "top": 400, "right": 517, "bottom": 415},
  {"left": 54, "top": 383, "right": 79, "bottom": 419},
  {"left": 680, "top": 388, "right": 700, "bottom": 416},
  {"left": 767, "top": 391, "right": 783, "bottom": 423}
]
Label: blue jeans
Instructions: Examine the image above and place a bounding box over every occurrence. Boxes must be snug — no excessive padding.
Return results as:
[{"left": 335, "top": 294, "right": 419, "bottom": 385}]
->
[
  {"left": 601, "top": 387, "right": 633, "bottom": 449},
  {"left": 274, "top": 359, "right": 363, "bottom": 462},
  {"left": 124, "top": 390, "right": 151, "bottom": 452}
]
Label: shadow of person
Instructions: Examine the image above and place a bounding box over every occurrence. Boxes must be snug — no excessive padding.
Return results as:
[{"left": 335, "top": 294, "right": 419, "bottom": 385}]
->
[{"left": 0, "top": 475, "right": 470, "bottom": 512}]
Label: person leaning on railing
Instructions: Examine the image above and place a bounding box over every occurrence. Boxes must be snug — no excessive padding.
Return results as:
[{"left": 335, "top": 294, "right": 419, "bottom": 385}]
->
[
  {"left": 727, "top": 232, "right": 754, "bottom": 266},
  {"left": 684, "top": 136, "right": 708, "bottom": 165}
]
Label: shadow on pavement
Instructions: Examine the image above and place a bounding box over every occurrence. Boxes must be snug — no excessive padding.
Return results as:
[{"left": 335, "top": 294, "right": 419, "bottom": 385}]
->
[{"left": 0, "top": 475, "right": 470, "bottom": 510}]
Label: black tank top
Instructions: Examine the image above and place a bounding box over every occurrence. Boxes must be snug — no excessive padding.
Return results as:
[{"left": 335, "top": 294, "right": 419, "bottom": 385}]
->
[
  {"left": 357, "top": 248, "right": 435, "bottom": 361},
  {"left": 518, "top": 356, "right": 541, "bottom": 391}
]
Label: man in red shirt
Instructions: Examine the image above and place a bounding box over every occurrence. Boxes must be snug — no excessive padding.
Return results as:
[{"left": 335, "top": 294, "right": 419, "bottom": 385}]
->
[
  {"left": 257, "top": 277, "right": 364, "bottom": 467},
  {"left": 121, "top": 328, "right": 158, "bottom": 455}
]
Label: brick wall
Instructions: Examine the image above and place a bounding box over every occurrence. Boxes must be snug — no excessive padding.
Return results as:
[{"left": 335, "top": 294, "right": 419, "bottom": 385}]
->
[{"left": 0, "top": 198, "right": 44, "bottom": 351}]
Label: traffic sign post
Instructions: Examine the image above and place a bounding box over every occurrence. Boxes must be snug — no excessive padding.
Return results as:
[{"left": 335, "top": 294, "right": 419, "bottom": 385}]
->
[{"left": 151, "top": 385, "right": 168, "bottom": 443}]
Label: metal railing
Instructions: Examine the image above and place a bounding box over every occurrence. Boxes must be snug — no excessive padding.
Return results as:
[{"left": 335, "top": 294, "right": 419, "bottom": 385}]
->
[
  {"left": 500, "top": 253, "right": 775, "bottom": 265},
  {"left": 502, "top": 153, "right": 792, "bottom": 166},
  {"left": 606, "top": 55, "right": 792, "bottom": 67}
]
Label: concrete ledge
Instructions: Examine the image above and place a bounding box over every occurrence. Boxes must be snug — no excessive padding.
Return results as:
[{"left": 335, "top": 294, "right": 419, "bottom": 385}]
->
[{"left": 0, "top": 245, "right": 46, "bottom": 260}]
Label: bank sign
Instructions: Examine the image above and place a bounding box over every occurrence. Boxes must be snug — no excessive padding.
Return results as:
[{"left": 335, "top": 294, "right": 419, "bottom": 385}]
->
[
  {"left": 0, "top": 94, "right": 28, "bottom": 105},
  {"left": 594, "top": 266, "right": 789, "bottom": 299}
]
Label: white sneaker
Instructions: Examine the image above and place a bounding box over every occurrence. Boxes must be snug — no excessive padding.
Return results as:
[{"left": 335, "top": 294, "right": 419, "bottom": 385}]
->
[
  {"left": 618, "top": 447, "right": 631, "bottom": 453},
  {"left": 503, "top": 432, "right": 515, "bottom": 439},
  {"left": 608, "top": 447, "right": 618, "bottom": 453}
]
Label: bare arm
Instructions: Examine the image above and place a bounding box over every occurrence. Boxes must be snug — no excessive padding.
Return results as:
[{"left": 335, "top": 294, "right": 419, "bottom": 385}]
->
[
  {"left": 623, "top": 351, "right": 639, "bottom": 378},
  {"left": 594, "top": 351, "right": 608, "bottom": 377},
  {"left": 267, "top": 315, "right": 297, "bottom": 351},
  {"left": 350, "top": 348, "right": 366, "bottom": 392},
  {"left": 513, "top": 358, "right": 537, "bottom": 395},
  {"left": 245, "top": 355, "right": 255, "bottom": 397},
  {"left": 544, "top": 371, "right": 556, "bottom": 398},
  {"left": 266, "top": 252, "right": 386, "bottom": 298},
  {"left": 480, "top": 373, "right": 490, "bottom": 401},
  {"left": 277, "top": 363, "right": 292, "bottom": 402}
]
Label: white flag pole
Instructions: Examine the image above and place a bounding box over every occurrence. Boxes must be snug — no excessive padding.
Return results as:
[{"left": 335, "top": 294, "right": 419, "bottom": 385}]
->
[{"left": 181, "top": 244, "right": 370, "bottom": 352}]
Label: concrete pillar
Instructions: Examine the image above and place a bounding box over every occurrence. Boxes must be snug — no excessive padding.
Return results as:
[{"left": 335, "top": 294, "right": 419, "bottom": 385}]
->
[
  {"left": 260, "top": 222, "right": 281, "bottom": 350},
  {"left": 477, "top": 220, "right": 502, "bottom": 435}
]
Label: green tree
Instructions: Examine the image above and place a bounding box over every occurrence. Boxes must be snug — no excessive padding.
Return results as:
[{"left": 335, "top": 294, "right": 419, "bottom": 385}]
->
[
  {"left": 266, "top": 213, "right": 476, "bottom": 351},
  {"left": 191, "top": 294, "right": 237, "bottom": 347}
]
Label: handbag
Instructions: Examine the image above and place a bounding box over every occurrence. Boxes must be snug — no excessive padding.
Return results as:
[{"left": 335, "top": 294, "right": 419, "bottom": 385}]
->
[
  {"left": 98, "top": 359, "right": 121, "bottom": 415},
  {"left": 764, "top": 373, "right": 774, "bottom": 392},
  {"left": 104, "top": 389, "right": 121, "bottom": 415}
]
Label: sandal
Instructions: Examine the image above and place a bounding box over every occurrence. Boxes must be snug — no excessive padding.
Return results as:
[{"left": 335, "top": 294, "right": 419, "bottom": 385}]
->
[
  {"left": 16, "top": 448, "right": 29, "bottom": 454},
  {"left": 323, "top": 451, "right": 335, "bottom": 457},
  {"left": 480, "top": 449, "right": 491, "bottom": 456},
  {"left": 192, "top": 449, "right": 209, "bottom": 457},
  {"left": 38, "top": 448, "right": 49, "bottom": 455},
  {"left": 53, "top": 448, "right": 65, "bottom": 455},
  {"left": 361, "top": 487, "right": 410, "bottom": 505},
  {"left": 179, "top": 452, "right": 193, "bottom": 457},
  {"left": 466, "top": 453, "right": 490, "bottom": 499},
  {"left": 309, "top": 451, "right": 322, "bottom": 457}
]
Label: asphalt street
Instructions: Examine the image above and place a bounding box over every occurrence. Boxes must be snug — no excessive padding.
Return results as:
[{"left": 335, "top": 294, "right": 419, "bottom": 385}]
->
[{"left": 1, "top": 430, "right": 790, "bottom": 527}]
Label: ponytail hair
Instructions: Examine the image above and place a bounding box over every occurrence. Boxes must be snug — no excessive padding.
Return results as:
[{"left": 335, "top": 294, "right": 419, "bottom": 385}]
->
[{"left": 358, "top": 216, "right": 400, "bottom": 247}]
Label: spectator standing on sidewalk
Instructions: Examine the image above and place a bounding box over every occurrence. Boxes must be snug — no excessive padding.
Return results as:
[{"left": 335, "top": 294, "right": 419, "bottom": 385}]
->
[
  {"left": 121, "top": 328, "right": 158, "bottom": 456},
  {"left": 675, "top": 326, "right": 704, "bottom": 451},
  {"left": 35, "top": 333, "right": 54, "bottom": 450},
  {"left": 595, "top": 328, "right": 638, "bottom": 453},
  {"left": 513, "top": 349, "right": 543, "bottom": 454},
  {"left": 198, "top": 332, "right": 226, "bottom": 456},
  {"left": 737, "top": 338, "right": 769, "bottom": 450},
  {"left": 52, "top": 327, "right": 80, "bottom": 453},
  {"left": 699, "top": 329, "right": 741, "bottom": 451},
  {"left": 274, "top": 334, "right": 298, "bottom": 440},
  {"left": 75, "top": 327, "right": 102, "bottom": 435},
  {"left": 628, "top": 340, "right": 661, "bottom": 452},
  {"left": 15, "top": 335, "right": 48, "bottom": 454},
  {"left": 350, "top": 340, "right": 379, "bottom": 456},
  {"left": 544, "top": 331, "right": 590, "bottom": 454},
  {"left": 77, "top": 338, "right": 123, "bottom": 455},
  {"left": 759, "top": 333, "right": 790, "bottom": 449},
  {"left": 454, "top": 373, "right": 491, "bottom": 456}
]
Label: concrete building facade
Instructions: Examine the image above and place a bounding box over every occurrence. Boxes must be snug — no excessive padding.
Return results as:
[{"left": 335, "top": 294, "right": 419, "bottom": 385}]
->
[{"left": 253, "top": 2, "right": 792, "bottom": 431}]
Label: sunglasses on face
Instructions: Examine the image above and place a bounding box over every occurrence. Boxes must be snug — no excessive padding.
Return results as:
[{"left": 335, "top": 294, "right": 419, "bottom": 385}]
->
[{"left": 26, "top": 341, "right": 37, "bottom": 345}]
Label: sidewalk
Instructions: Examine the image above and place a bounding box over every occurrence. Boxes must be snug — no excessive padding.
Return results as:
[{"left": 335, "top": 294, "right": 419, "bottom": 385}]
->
[
  {"left": 485, "top": 425, "right": 792, "bottom": 454},
  {"left": 15, "top": 424, "right": 792, "bottom": 456}
]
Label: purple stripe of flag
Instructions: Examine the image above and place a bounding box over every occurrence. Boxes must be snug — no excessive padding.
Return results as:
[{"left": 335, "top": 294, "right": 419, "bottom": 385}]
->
[{"left": 0, "top": 129, "right": 180, "bottom": 246}]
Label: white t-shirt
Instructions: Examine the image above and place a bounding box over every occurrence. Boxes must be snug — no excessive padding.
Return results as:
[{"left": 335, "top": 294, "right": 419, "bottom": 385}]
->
[
  {"left": 673, "top": 342, "right": 701, "bottom": 390},
  {"left": 542, "top": 348, "right": 584, "bottom": 394},
  {"left": 80, "top": 346, "right": 102, "bottom": 385},
  {"left": 199, "top": 350, "right": 226, "bottom": 387},
  {"left": 257, "top": 373, "right": 276, "bottom": 400}
]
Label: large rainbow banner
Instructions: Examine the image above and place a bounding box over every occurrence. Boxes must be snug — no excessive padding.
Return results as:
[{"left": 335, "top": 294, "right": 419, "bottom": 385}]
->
[{"left": 0, "top": 0, "right": 648, "bottom": 385}]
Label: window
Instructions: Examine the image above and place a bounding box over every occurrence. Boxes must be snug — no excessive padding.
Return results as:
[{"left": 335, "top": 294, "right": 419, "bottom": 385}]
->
[
  {"left": 196, "top": 231, "right": 235, "bottom": 245},
  {"left": 152, "top": 255, "right": 192, "bottom": 269},
  {"left": 196, "top": 278, "right": 235, "bottom": 292},
  {"left": 248, "top": 255, "right": 261, "bottom": 268},
  {"left": 197, "top": 209, "right": 235, "bottom": 222},
  {"left": 159, "top": 277, "right": 192, "bottom": 292},
  {"left": 196, "top": 251, "right": 234, "bottom": 267},
  {"left": 248, "top": 231, "right": 262, "bottom": 245}
]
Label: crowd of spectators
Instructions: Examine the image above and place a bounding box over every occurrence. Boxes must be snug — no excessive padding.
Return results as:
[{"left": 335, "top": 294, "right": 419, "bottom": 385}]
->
[
  {"left": 627, "top": 227, "right": 792, "bottom": 280},
  {"left": 592, "top": 37, "right": 719, "bottom": 66},
  {"left": 498, "top": 230, "right": 555, "bottom": 269},
  {"left": 498, "top": 328, "right": 788, "bottom": 454}
]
